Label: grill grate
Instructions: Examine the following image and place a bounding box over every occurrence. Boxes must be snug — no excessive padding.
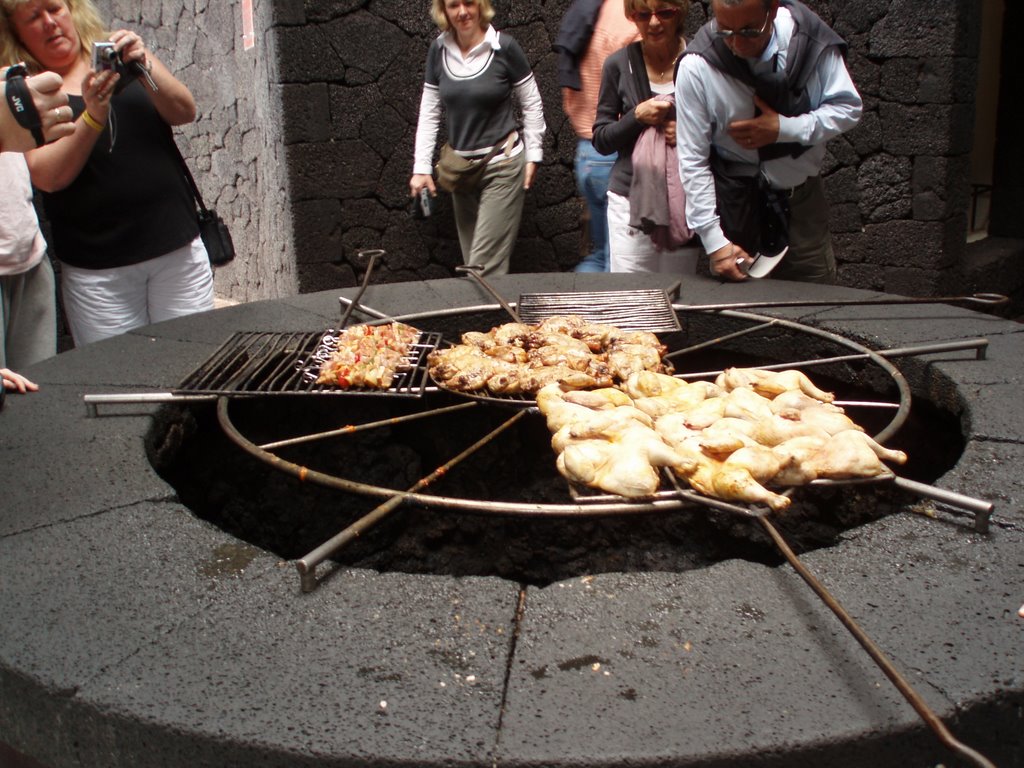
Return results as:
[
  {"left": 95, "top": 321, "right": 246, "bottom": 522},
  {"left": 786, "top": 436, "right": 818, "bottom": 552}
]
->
[
  {"left": 175, "top": 330, "right": 441, "bottom": 397},
  {"left": 516, "top": 289, "right": 681, "bottom": 332}
]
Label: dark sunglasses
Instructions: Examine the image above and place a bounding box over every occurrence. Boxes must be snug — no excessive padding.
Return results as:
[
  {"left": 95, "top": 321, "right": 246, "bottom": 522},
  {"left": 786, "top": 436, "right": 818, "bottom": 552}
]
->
[
  {"left": 712, "top": 11, "right": 771, "bottom": 39},
  {"left": 632, "top": 8, "right": 679, "bottom": 22}
]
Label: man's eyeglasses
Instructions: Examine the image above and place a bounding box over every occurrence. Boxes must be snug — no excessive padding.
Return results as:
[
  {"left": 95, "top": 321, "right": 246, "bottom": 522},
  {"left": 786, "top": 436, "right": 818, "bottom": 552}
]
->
[
  {"left": 632, "top": 8, "right": 679, "bottom": 23},
  {"left": 712, "top": 10, "right": 771, "bottom": 39}
]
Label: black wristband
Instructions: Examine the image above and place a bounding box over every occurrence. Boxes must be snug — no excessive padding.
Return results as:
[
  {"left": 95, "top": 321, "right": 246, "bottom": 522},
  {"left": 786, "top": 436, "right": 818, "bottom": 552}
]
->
[{"left": 4, "top": 64, "right": 46, "bottom": 147}]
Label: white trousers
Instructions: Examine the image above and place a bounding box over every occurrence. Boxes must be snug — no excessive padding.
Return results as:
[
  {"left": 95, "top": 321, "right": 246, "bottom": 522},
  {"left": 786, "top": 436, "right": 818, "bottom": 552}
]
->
[
  {"left": 607, "top": 191, "right": 699, "bottom": 275},
  {"left": 61, "top": 236, "right": 214, "bottom": 347}
]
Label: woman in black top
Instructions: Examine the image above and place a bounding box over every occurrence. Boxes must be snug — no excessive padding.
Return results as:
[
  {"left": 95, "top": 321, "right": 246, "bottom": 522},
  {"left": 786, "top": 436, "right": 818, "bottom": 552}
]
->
[
  {"left": 0, "top": 0, "right": 213, "bottom": 346},
  {"left": 592, "top": 0, "right": 696, "bottom": 274}
]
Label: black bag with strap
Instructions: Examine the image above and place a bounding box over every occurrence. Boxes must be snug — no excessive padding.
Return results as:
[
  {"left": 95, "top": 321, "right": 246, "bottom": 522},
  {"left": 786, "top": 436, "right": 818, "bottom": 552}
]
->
[{"left": 169, "top": 137, "right": 236, "bottom": 266}]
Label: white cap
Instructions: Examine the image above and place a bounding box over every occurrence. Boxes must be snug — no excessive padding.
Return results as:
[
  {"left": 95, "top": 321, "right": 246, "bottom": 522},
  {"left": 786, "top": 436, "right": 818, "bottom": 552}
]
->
[{"left": 745, "top": 246, "right": 788, "bottom": 279}]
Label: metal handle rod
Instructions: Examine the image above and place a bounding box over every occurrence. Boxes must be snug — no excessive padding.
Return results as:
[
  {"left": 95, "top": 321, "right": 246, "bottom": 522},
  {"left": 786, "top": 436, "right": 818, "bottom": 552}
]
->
[
  {"left": 758, "top": 516, "right": 998, "bottom": 768},
  {"left": 337, "top": 296, "right": 390, "bottom": 322},
  {"left": 295, "top": 409, "right": 527, "bottom": 591},
  {"left": 664, "top": 319, "right": 778, "bottom": 360},
  {"left": 259, "top": 402, "right": 478, "bottom": 451},
  {"left": 682, "top": 292, "right": 1008, "bottom": 313},
  {"left": 339, "top": 249, "right": 384, "bottom": 329},
  {"left": 455, "top": 264, "right": 522, "bottom": 323},
  {"left": 83, "top": 392, "right": 219, "bottom": 416},
  {"left": 893, "top": 476, "right": 994, "bottom": 533},
  {"left": 678, "top": 338, "right": 989, "bottom": 381}
]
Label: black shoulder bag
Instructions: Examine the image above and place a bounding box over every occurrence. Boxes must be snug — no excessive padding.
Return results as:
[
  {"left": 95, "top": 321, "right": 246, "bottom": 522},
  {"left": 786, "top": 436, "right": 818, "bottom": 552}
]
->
[{"left": 169, "top": 137, "right": 236, "bottom": 266}]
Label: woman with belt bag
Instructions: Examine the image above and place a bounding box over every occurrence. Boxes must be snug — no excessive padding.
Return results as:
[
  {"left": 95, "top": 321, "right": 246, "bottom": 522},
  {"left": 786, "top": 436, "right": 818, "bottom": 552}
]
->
[{"left": 408, "top": 0, "right": 546, "bottom": 277}]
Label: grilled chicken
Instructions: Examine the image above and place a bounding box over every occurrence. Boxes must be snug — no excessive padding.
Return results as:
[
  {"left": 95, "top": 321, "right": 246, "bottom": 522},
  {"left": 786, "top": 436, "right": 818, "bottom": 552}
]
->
[{"left": 717, "top": 367, "right": 835, "bottom": 403}]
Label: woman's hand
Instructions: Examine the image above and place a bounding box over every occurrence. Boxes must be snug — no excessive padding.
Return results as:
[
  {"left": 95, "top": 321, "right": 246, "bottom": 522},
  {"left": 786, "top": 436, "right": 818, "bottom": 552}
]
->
[
  {"left": 80, "top": 68, "right": 118, "bottom": 124},
  {"left": 109, "top": 29, "right": 150, "bottom": 73},
  {"left": 634, "top": 97, "right": 673, "bottom": 127},
  {"left": 409, "top": 173, "right": 436, "bottom": 198},
  {"left": 523, "top": 162, "right": 537, "bottom": 190},
  {"left": 662, "top": 119, "right": 676, "bottom": 147}
]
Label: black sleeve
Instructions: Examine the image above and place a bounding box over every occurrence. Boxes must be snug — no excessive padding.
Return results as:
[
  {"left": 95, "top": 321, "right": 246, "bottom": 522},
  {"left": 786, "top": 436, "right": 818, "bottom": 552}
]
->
[{"left": 591, "top": 52, "right": 645, "bottom": 157}]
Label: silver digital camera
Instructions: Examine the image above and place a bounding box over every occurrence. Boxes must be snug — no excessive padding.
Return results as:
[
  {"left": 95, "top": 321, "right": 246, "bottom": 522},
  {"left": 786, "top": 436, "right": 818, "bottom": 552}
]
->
[{"left": 92, "top": 42, "right": 118, "bottom": 72}]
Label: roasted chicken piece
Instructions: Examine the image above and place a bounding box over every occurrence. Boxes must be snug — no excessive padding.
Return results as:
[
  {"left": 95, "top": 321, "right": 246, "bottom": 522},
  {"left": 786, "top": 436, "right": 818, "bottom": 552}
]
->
[
  {"left": 722, "top": 386, "right": 775, "bottom": 422},
  {"left": 769, "top": 389, "right": 844, "bottom": 414},
  {"left": 716, "top": 367, "right": 834, "bottom": 403},
  {"left": 526, "top": 332, "right": 595, "bottom": 371},
  {"left": 557, "top": 422, "right": 693, "bottom": 497}
]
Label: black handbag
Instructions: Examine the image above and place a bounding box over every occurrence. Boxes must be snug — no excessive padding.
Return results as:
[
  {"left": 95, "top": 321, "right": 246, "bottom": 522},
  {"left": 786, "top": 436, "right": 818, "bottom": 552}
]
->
[{"left": 169, "top": 136, "right": 236, "bottom": 266}]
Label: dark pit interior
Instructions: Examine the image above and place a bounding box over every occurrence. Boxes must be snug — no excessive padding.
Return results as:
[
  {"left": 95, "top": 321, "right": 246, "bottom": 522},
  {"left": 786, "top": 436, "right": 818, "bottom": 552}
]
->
[{"left": 148, "top": 309, "right": 964, "bottom": 586}]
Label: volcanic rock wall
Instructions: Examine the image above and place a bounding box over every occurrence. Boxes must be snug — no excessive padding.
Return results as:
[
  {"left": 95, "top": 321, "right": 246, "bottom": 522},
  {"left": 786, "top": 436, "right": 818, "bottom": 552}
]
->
[{"left": 100, "top": 0, "right": 988, "bottom": 301}]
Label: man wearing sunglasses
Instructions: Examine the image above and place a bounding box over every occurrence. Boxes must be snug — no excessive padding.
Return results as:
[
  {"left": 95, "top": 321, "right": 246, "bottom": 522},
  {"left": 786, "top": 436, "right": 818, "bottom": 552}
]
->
[{"left": 674, "top": 0, "right": 861, "bottom": 283}]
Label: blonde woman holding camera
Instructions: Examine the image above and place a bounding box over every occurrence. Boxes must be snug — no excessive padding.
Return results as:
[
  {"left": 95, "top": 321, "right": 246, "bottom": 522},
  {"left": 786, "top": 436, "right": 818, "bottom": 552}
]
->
[{"left": 0, "top": 0, "right": 212, "bottom": 346}]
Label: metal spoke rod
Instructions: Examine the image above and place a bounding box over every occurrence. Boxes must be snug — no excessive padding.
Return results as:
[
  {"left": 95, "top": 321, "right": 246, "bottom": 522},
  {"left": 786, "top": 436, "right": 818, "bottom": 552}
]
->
[
  {"left": 759, "top": 517, "right": 997, "bottom": 768},
  {"left": 681, "top": 292, "right": 1008, "bottom": 313},
  {"left": 664, "top": 319, "right": 779, "bottom": 360},
  {"left": 84, "top": 392, "right": 218, "bottom": 416},
  {"left": 893, "top": 476, "right": 994, "bottom": 533},
  {"left": 678, "top": 339, "right": 990, "bottom": 381},
  {"left": 295, "top": 409, "right": 527, "bottom": 592},
  {"left": 258, "top": 402, "right": 478, "bottom": 451}
]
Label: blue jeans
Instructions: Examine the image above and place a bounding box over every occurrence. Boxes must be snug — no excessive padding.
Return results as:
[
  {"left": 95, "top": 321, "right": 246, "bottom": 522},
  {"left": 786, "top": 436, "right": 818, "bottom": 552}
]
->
[{"left": 573, "top": 139, "right": 616, "bottom": 273}]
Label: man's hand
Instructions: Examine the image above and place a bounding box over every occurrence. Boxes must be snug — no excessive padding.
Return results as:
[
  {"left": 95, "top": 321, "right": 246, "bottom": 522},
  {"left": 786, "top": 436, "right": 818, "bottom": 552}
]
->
[
  {"left": 1, "top": 368, "right": 39, "bottom": 393},
  {"left": 709, "top": 243, "right": 751, "bottom": 282},
  {"left": 1, "top": 71, "right": 74, "bottom": 152},
  {"left": 726, "top": 95, "right": 780, "bottom": 150}
]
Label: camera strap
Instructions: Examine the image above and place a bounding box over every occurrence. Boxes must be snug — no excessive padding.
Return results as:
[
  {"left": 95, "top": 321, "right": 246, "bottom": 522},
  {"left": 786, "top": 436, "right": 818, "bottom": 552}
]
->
[
  {"left": 164, "top": 127, "right": 210, "bottom": 215},
  {"left": 4, "top": 64, "right": 45, "bottom": 147}
]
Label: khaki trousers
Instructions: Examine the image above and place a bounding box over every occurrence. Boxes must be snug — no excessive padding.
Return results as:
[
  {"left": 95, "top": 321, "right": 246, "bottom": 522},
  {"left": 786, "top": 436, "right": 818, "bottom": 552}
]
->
[
  {"left": 452, "top": 151, "right": 526, "bottom": 277},
  {"left": 770, "top": 175, "right": 837, "bottom": 285}
]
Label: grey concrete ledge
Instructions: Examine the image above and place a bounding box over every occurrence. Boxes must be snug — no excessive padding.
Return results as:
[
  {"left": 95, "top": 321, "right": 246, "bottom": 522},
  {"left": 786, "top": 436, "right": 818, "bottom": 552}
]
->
[{"left": 1, "top": 273, "right": 1022, "bottom": 768}]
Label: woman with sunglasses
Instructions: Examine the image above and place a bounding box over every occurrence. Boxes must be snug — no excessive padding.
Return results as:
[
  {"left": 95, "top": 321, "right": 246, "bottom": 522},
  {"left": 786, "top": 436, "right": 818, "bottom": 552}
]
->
[{"left": 592, "top": 0, "right": 697, "bottom": 274}]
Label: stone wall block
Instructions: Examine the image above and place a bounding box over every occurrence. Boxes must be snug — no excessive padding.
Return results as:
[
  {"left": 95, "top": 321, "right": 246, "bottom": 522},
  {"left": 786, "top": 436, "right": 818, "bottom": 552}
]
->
[
  {"left": 287, "top": 141, "right": 383, "bottom": 200},
  {"left": 832, "top": 231, "right": 868, "bottom": 264},
  {"left": 271, "top": 0, "right": 306, "bottom": 26},
  {"left": 838, "top": 262, "right": 885, "bottom": 291},
  {"left": 879, "top": 103, "right": 972, "bottom": 155},
  {"left": 323, "top": 12, "right": 408, "bottom": 81},
  {"left": 292, "top": 200, "right": 343, "bottom": 264},
  {"left": 304, "top": 0, "right": 363, "bottom": 23},
  {"left": 824, "top": 160, "right": 859, "bottom": 202},
  {"left": 275, "top": 26, "right": 346, "bottom": 82},
  {"left": 864, "top": 220, "right": 960, "bottom": 270},
  {"left": 868, "top": 0, "right": 966, "bottom": 58},
  {"left": 298, "top": 262, "right": 358, "bottom": 294},
  {"left": 857, "top": 153, "right": 911, "bottom": 223},
  {"left": 833, "top": 0, "right": 888, "bottom": 37},
  {"left": 911, "top": 155, "right": 971, "bottom": 222},
  {"left": 847, "top": 109, "right": 882, "bottom": 156},
  {"left": 512, "top": 237, "right": 558, "bottom": 273},
  {"left": 279, "top": 83, "right": 331, "bottom": 144}
]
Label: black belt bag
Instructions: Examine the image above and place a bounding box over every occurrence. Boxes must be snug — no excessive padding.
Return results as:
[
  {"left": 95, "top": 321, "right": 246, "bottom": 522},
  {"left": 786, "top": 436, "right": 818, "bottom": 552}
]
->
[{"left": 710, "top": 150, "right": 789, "bottom": 257}]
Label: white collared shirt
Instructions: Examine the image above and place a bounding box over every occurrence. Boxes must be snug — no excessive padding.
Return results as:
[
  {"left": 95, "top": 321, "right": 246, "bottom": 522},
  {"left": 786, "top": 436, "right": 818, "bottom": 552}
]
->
[
  {"left": 413, "top": 25, "right": 546, "bottom": 174},
  {"left": 675, "top": 7, "right": 862, "bottom": 254}
]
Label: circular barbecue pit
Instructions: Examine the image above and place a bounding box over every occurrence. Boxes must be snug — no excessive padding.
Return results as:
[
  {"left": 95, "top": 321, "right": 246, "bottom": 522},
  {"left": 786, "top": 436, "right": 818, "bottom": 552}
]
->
[
  {"left": 0, "top": 273, "right": 1021, "bottom": 768},
  {"left": 148, "top": 306, "right": 954, "bottom": 589}
]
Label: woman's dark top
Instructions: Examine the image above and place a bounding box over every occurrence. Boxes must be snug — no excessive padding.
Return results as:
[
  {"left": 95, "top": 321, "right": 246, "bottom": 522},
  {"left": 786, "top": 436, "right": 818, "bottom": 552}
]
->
[
  {"left": 43, "top": 80, "right": 198, "bottom": 270},
  {"left": 592, "top": 42, "right": 654, "bottom": 197},
  {"left": 425, "top": 32, "right": 532, "bottom": 153}
]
